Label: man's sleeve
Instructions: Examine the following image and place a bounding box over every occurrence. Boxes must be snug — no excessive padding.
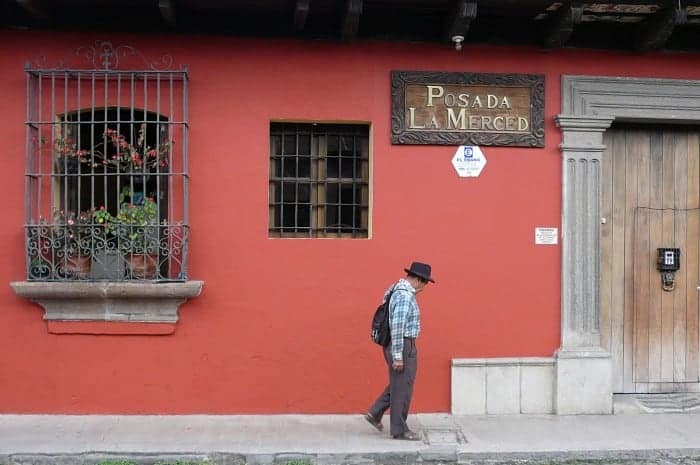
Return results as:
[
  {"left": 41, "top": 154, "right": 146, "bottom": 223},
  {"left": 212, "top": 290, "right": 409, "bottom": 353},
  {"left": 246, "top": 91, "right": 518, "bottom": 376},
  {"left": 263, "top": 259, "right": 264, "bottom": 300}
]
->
[{"left": 390, "top": 292, "right": 409, "bottom": 361}]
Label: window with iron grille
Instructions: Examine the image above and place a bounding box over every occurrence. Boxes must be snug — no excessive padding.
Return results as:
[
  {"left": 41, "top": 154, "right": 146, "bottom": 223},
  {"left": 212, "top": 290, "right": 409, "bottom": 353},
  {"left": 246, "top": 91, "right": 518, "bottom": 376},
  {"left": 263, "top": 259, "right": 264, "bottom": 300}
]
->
[
  {"left": 24, "top": 43, "right": 189, "bottom": 282},
  {"left": 269, "top": 123, "right": 370, "bottom": 238}
]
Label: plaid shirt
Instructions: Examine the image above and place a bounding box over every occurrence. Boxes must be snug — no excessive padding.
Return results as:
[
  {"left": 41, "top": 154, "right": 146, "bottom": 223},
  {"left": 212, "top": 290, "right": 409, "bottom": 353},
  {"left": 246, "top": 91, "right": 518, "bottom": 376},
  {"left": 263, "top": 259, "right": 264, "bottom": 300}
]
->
[{"left": 384, "top": 278, "right": 421, "bottom": 361}]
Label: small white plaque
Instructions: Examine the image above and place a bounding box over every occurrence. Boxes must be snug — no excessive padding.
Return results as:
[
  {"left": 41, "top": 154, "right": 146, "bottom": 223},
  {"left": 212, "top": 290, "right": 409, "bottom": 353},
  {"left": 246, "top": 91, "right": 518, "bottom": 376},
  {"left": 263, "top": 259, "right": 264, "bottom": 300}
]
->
[
  {"left": 535, "top": 227, "right": 558, "bottom": 245},
  {"left": 451, "top": 145, "right": 486, "bottom": 178}
]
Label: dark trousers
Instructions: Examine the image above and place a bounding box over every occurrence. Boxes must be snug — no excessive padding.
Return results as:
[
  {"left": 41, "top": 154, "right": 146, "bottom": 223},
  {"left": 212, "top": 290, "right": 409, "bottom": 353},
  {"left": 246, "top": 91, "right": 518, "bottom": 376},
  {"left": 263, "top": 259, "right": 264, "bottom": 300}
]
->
[{"left": 368, "top": 337, "right": 417, "bottom": 436}]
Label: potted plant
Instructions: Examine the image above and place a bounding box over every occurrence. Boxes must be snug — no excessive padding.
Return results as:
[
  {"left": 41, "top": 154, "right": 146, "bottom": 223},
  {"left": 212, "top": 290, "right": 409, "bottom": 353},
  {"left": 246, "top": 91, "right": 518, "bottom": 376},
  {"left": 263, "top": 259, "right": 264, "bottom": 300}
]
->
[
  {"left": 102, "top": 124, "right": 171, "bottom": 174},
  {"left": 51, "top": 135, "right": 92, "bottom": 174},
  {"left": 96, "top": 188, "right": 161, "bottom": 279},
  {"left": 52, "top": 209, "right": 94, "bottom": 278},
  {"left": 117, "top": 197, "right": 160, "bottom": 279},
  {"left": 49, "top": 124, "right": 171, "bottom": 174}
]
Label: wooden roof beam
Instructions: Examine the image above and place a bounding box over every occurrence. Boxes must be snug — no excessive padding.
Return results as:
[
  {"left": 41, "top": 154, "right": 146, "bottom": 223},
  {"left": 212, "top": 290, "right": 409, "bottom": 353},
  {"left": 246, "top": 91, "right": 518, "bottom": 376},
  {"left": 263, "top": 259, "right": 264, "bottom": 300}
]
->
[
  {"left": 542, "top": 2, "right": 583, "bottom": 48},
  {"left": 294, "top": 0, "right": 310, "bottom": 31},
  {"left": 635, "top": 3, "right": 687, "bottom": 51},
  {"left": 16, "top": 0, "right": 49, "bottom": 21},
  {"left": 159, "top": 0, "right": 177, "bottom": 28},
  {"left": 342, "top": 0, "right": 363, "bottom": 40},
  {"left": 445, "top": 0, "right": 477, "bottom": 46}
]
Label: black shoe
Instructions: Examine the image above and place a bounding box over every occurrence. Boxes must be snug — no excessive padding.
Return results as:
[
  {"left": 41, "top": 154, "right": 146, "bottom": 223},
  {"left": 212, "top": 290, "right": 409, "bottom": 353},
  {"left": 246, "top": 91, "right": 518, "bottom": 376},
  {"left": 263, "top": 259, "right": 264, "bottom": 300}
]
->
[
  {"left": 392, "top": 430, "right": 420, "bottom": 441},
  {"left": 364, "top": 412, "right": 384, "bottom": 432}
]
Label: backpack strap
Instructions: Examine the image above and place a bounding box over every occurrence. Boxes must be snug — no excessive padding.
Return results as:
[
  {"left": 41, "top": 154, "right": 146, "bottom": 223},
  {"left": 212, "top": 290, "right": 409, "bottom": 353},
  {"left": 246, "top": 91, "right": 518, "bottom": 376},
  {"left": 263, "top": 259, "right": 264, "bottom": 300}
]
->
[
  {"left": 386, "top": 284, "right": 410, "bottom": 315},
  {"left": 386, "top": 282, "right": 404, "bottom": 302}
]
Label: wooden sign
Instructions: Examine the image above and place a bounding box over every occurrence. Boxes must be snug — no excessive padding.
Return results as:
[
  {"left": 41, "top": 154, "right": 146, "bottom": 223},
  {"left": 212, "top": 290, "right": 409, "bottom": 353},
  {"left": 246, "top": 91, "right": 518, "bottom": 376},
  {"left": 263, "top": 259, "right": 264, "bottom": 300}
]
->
[{"left": 391, "top": 71, "right": 544, "bottom": 147}]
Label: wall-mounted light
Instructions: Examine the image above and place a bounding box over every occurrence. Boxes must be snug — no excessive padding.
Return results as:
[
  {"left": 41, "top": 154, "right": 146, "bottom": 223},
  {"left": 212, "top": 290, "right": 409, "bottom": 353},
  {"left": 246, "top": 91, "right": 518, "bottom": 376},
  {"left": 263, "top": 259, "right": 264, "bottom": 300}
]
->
[{"left": 451, "top": 35, "right": 464, "bottom": 51}]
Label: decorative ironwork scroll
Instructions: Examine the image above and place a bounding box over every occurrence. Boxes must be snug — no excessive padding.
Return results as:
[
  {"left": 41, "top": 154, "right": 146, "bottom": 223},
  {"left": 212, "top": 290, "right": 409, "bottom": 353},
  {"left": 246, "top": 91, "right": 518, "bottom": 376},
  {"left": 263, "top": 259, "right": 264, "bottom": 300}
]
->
[
  {"left": 391, "top": 70, "right": 545, "bottom": 147},
  {"left": 27, "top": 40, "right": 178, "bottom": 71}
]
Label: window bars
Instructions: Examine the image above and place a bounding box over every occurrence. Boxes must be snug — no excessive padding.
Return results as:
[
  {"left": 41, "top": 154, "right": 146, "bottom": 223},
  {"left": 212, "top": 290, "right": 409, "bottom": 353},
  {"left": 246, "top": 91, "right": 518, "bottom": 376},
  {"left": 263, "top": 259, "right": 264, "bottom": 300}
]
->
[
  {"left": 269, "top": 123, "right": 369, "bottom": 238},
  {"left": 24, "top": 42, "right": 189, "bottom": 281}
]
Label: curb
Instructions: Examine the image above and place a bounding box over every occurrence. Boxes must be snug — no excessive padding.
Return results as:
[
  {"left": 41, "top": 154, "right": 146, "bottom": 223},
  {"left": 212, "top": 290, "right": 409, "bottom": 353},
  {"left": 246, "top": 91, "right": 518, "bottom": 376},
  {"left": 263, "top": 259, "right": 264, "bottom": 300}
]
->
[{"left": 3, "top": 449, "right": 700, "bottom": 465}]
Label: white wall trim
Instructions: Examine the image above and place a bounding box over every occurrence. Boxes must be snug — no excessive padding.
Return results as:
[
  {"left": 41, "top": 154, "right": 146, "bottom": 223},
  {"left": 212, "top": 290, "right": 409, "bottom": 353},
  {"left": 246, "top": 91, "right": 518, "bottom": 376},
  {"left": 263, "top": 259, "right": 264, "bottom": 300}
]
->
[{"left": 451, "top": 357, "right": 554, "bottom": 415}]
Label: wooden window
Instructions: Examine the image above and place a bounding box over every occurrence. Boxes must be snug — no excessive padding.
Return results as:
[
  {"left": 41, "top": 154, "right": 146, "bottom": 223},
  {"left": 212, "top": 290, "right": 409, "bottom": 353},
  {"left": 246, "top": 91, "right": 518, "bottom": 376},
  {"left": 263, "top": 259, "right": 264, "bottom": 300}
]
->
[{"left": 269, "top": 123, "right": 369, "bottom": 238}]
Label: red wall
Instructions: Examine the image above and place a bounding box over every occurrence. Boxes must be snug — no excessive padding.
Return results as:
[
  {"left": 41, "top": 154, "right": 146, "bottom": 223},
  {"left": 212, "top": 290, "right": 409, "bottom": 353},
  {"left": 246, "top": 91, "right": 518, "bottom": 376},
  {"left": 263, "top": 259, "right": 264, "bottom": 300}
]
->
[{"left": 1, "top": 31, "right": 700, "bottom": 413}]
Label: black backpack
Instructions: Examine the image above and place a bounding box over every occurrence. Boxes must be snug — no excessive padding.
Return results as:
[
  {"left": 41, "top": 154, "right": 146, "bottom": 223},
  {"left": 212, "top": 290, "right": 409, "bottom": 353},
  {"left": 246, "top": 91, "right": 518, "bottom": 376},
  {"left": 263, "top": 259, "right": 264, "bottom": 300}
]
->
[{"left": 371, "top": 288, "right": 396, "bottom": 347}]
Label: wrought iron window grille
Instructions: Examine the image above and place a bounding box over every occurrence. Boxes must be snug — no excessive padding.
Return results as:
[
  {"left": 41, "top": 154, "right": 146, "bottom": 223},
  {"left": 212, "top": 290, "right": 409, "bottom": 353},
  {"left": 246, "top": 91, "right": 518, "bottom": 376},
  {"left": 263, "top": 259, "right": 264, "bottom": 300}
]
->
[{"left": 24, "top": 41, "right": 190, "bottom": 282}]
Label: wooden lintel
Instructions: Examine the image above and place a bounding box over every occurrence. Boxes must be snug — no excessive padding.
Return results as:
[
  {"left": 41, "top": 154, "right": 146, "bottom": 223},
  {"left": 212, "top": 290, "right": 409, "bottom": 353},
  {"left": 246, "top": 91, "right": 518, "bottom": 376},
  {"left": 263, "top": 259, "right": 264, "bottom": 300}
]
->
[
  {"left": 342, "top": 0, "right": 363, "bottom": 40},
  {"left": 159, "top": 0, "right": 177, "bottom": 28},
  {"left": 445, "top": 0, "right": 477, "bottom": 42},
  {"left": 294, "top": 0, "right": 310, "bottom": 31},
  {"left": 635, "top": 4, "right": 687, "bottom": 51},
  {"left": 16, "top": 0, "right": 49, "bottom": 21},
  {"left": 542, "top": 2, "right": 583, "bottom": 48}
]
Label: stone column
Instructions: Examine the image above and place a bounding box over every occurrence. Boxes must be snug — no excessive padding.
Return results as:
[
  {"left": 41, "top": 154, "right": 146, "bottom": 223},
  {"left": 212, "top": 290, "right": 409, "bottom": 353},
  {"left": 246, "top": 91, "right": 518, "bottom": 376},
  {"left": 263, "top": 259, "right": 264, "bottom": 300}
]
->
[{"left": 554, "top": 115, "right": 614, "bottom": 414}]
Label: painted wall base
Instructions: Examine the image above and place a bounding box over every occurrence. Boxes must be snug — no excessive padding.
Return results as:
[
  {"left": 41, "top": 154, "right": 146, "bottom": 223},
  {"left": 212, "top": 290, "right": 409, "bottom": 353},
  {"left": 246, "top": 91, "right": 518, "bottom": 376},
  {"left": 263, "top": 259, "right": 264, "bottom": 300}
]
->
[
  {"left": 452, "top": 351, "right": 613, "bottom": 415},
  {"left": 554, "top": 348, "right": 613, "bottom": 414},
  {"left": 451, "top": 357, "right": 554, "bottom": 415}
]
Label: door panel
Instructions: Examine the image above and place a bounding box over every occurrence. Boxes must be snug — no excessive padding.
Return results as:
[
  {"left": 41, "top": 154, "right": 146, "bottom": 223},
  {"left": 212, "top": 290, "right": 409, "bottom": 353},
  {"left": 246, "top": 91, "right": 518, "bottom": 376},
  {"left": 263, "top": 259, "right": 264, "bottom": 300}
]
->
[{"left": 601, "top": 126, "right": 700, "bottom": 393}]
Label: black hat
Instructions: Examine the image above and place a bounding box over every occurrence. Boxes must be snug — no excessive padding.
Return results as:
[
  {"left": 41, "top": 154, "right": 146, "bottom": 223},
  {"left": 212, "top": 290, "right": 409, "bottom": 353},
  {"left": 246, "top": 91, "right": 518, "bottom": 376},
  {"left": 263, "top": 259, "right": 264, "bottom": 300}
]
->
[{"left": 404, "top": 261, "right": 435, "bottom": 283}]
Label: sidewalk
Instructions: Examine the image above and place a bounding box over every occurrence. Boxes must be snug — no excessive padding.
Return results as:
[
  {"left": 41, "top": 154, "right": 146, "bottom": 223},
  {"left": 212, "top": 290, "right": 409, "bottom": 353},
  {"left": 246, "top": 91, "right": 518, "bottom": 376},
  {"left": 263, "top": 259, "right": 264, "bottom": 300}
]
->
[{"left": 2, "top": 412, "right": 700, "bottom": 464}]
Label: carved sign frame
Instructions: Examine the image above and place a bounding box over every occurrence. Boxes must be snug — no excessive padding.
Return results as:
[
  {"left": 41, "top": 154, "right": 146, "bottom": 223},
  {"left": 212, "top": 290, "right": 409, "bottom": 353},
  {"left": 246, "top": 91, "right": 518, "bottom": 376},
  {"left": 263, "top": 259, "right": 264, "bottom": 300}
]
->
[{"left": 391, "top": 70, "right": 545, "bottom": 147}]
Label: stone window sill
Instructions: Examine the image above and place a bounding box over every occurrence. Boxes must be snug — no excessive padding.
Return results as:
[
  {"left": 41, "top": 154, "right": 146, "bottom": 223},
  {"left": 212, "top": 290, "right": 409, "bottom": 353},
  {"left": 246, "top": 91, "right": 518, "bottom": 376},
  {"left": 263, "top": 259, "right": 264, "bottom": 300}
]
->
[{"left": 10, "top": 280, "right": 204, "bottom": 335}]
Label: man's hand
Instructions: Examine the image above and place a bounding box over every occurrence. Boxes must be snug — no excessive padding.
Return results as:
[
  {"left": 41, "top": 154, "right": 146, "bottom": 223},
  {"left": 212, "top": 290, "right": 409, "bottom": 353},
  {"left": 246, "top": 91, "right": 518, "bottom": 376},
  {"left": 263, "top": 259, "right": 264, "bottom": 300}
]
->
[{"left": 392, "top": 360, "right": 404, "bottom": 372}]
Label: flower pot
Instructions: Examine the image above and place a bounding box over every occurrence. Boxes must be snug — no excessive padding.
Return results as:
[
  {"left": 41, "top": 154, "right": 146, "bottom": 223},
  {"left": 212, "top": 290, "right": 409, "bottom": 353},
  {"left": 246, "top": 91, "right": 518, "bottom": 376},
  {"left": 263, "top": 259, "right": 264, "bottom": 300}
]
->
[
  {"left": 125, "top": 253, "right": 158, "bottom": 279},
  {"left": 64, "top": 254, "right": 91, "bottom": 279}
]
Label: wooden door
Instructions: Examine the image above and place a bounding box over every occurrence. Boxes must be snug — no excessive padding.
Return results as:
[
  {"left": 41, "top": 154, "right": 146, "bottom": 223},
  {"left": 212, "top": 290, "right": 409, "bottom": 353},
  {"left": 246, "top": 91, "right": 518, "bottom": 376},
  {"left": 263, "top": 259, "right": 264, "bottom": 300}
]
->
[{"left": 601, "top": 125, "right": 700, "bottom": 393}]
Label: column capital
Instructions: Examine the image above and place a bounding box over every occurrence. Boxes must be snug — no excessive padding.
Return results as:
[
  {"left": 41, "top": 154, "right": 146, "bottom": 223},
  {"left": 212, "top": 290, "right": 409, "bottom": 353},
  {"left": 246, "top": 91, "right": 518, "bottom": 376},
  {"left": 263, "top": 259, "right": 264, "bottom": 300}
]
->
[
  {"left": 557, "top": 115, "right": 614, "bottom": 155},
  {"left": 555, "top": 114, "right": 614, "bottom": 130}
]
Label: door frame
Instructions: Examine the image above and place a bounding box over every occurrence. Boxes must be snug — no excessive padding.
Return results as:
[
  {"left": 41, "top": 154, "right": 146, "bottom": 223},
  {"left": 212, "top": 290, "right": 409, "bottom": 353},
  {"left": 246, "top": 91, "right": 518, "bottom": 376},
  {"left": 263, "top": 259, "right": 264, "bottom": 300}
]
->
[{"left": 555, "top": 76, "right": 700, "bottom": 412}]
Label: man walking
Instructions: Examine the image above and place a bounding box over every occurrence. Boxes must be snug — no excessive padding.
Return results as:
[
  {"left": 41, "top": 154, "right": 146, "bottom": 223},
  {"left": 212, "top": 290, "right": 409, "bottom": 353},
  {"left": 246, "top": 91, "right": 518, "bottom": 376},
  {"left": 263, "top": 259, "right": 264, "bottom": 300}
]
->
[{"left": 365, "top": 261, "right": 435, "bottom": 440}]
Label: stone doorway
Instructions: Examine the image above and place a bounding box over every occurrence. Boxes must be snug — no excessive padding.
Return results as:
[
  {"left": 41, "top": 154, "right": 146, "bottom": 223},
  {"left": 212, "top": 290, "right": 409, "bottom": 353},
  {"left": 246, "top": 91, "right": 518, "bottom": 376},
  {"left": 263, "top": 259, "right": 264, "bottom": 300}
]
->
[{"left": 555, "top": 75, "right": 700, "bottom": 414}]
